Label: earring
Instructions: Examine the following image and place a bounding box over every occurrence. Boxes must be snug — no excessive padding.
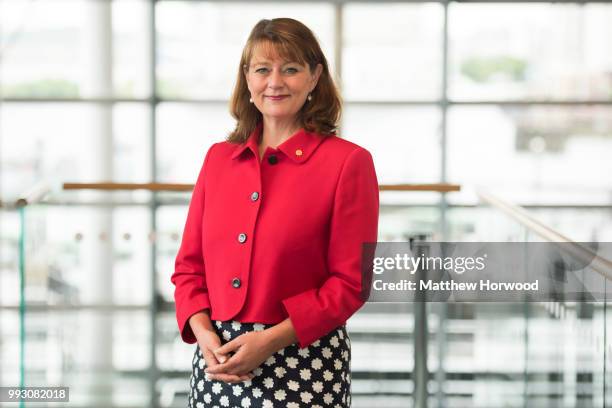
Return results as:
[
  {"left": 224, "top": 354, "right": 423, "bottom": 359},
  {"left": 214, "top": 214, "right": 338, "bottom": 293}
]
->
[
  {"left": 249, "top": 97, "right": 253, "bottom": 103},
  {"left": 307, "top": 93, "right": 312, "bottom": 101}
]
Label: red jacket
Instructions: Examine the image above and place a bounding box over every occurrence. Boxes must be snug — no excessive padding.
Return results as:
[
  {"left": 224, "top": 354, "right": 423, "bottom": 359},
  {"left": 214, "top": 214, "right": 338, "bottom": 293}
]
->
[{"left": 171, "top": 123, "right": 379, "bottom": 348}]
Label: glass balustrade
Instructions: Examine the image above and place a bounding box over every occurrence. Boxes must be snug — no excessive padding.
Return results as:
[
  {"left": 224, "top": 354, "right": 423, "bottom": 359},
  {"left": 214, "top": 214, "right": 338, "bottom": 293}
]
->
[{"left": 2, "top": 188, "right": 611, "bottom": 407}]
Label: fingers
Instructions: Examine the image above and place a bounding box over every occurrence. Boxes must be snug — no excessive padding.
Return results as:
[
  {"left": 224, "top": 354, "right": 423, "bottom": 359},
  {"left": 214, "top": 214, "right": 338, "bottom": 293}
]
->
[
  {"left": 214, "top": 337, "right": 242, "bottom": 357},
  {"left": 201, "top": 351, "right": 252, "bottom": 383},
  {"left": 201, "top": 347, "right": 220, "bottom": 367},
  {"left": 208, "top": 372, "right": 255, "bottom": 384},
  {"left": 197, "top": 334, "right": 253, "bottom": 383},
  {"left": 205, "top": 351, "right": 255, "bottom": 382},
  {"left": 210, "top": 339, "right": 237, "bottom": 364},
  {"left": 205, "top": 352, "right": 244, "bottom": 375},
  {"left": 206, "top": 362, "right": 241, "bottom": 375},
  {"left": 213, "top": 350, "right": 229, "bottom": 364},
  {"left": 202, "top": 346, "right": 252, "bottom": 382}
]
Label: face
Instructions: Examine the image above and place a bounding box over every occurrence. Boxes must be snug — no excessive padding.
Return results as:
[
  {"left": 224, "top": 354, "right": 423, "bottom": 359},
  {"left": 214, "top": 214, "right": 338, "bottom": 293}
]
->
[{"left": 245, "top": 44, "right": 322, "bottom": 125}]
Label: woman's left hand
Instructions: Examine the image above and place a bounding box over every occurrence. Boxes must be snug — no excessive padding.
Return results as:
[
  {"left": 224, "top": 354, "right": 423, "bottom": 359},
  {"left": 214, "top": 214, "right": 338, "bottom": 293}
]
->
[{"left": 204, "top": 330, "right": 277, "bottom": 379}]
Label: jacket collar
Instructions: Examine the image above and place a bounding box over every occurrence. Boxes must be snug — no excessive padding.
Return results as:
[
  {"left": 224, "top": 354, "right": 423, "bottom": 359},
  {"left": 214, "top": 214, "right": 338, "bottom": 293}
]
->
[{"left": 231, "top": 122, "right": 326, "bottom": 164}]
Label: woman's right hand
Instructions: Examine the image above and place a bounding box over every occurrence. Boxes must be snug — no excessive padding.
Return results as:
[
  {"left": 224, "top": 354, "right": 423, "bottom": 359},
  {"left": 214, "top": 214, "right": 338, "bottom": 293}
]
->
[{"left": 190, "top": 311, "right": 255, "bottom": 384}]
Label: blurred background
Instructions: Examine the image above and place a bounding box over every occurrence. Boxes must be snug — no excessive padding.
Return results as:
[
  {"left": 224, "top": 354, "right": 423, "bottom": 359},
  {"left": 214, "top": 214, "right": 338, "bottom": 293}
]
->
[{"left": 1, "top": 0, "right": 612, "bottom": 407}]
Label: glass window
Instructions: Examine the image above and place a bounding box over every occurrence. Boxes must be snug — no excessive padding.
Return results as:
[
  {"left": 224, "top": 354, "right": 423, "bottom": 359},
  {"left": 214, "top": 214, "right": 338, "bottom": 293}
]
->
[
  {"left": 342, "top": 105, "right": 441, "bottom": 187},
  {"left": 0, "top": 103, "right": 150, "bottom": 200},
  {"left": 113, "top": 103, "right": 152, "bottom": 182},
  {"left": 447, "top": 105, "right": 612, "bottom": 205},
  {"left": 112, "top": 0, "right": 151, "bottom": 98},
  {"left": 156, "top": 1, "right": 335, "bottom": 99},
  {"left": 156, "top": 103, "right": 234, "bottom": 183},
  {"left": 449, "top": 3, "right": 612, "bottom": 101},
  {"left": 343, "top": 3, "right": 443, "bottom": 101},
  {"left": 0, "top": 0, "right": 150, "bottom": 99}
]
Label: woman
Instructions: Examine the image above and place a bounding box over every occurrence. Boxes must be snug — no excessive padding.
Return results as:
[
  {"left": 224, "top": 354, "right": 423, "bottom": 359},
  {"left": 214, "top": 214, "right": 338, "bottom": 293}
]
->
[{"left": 171, "top": 17, "right": 379, "bottom": 408}]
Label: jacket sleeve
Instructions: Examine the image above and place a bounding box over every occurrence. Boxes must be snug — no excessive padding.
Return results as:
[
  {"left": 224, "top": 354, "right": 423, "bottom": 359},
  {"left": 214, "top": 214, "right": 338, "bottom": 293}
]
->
[
  {"left": 281, "top": 147, "right": 379, "bottom": 348},
  {"left": 171, "top": 143, "right": 216, "bottom": 344}
]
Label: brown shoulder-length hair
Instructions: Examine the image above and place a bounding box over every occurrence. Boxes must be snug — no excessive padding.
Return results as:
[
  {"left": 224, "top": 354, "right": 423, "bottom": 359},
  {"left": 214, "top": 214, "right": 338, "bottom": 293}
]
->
[{"left": 227, "top": 18, "right": 342, "bottom": 143}]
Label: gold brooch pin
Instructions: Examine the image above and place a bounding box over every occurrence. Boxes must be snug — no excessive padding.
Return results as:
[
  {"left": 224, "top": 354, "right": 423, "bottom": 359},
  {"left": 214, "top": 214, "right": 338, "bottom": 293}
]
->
[{"left": 295, "top": 149, "right": 303, "bottom": 157}]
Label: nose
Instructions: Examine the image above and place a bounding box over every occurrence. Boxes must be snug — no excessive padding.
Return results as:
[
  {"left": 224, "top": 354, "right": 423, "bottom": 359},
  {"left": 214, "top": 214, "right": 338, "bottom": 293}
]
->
[{"left": 268, "top": 69, "right": 284, "bottom": 89}]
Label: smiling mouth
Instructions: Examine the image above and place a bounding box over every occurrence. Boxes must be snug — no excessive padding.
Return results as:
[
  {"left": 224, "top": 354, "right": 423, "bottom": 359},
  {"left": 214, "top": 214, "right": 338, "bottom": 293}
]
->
[{"left": 265, "top": 95, "right": 289, "bottom": 100}]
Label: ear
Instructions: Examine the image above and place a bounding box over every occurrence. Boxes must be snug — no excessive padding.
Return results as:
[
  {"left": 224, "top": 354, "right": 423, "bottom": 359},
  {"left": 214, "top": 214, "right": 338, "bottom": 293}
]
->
[
  {"left": 311, "top": 63, "right": 323, "bottom": 91},
  {"left": 243, "top": 62, "right": 253, "bottom": 81},
  {"left": 244, "top": 70, "right": 253, "bottom": 94}
]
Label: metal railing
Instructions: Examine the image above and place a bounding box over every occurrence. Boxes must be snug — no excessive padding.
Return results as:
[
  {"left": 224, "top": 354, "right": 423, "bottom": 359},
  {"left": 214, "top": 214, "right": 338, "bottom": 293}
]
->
[{"left": 477, "top": 189, "right": 612, "bottom": 281}]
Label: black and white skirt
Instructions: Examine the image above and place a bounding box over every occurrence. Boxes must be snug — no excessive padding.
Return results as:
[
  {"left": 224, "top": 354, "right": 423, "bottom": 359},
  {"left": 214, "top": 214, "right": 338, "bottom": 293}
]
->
[{"left": 188, "top": 319, "right": 352, "bottom": 408}]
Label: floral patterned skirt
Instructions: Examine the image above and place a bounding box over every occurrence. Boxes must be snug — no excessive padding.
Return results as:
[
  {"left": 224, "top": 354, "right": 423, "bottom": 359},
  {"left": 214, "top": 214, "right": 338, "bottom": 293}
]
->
[{"left": 188, "top": 319, "right": 352, "bottom": 408}]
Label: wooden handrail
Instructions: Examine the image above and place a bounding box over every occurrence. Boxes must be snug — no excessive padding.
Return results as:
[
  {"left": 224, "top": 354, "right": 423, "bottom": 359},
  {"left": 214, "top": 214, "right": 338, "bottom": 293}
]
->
[
  {"left": 63, "top": 182, "right": 461, "bottom": 193},
  {"left": 379, "top": 183, "right": 460, "bottom": 192},
  {"left": 477, "top": 189, "right": 612, "bottom": 281},
  {"left": 63, "top": 182, "right": 193, "bottom": 192}
]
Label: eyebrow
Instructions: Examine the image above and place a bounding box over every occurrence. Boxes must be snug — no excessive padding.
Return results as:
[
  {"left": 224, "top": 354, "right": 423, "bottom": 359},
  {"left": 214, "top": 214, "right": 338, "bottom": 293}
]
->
[{"left": 250, "top": 60, "right": 300, "bottom": 66}]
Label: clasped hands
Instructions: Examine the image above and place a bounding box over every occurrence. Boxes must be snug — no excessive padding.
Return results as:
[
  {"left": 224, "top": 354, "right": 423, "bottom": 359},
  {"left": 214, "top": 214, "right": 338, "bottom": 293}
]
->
[{"left": 197, "top": 328, "right": 276, "bottom": 384}]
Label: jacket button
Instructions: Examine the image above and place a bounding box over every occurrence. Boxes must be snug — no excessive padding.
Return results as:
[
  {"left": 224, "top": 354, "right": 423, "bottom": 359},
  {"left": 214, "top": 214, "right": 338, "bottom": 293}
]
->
[
  {"left": 237, "top": 233, "right": 247, "bottom": 243},
  {"left": 267, "top": 155, "right": 278, "bottom": 165},
  {"left": 250, "top": 191, "right": 259, "bottom": 202},
  {"left": 231, "top": 277, "right": 241, "bottom": 288}
]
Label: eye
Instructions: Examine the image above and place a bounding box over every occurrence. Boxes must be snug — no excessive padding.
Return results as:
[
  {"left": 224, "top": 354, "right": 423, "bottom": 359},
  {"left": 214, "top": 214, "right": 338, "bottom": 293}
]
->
[
  {"left": 254, "top": 67, "right": 269, "bottom": 74},
  {"left": 284, "top": 67, "right": 299, "bottom": 74}
]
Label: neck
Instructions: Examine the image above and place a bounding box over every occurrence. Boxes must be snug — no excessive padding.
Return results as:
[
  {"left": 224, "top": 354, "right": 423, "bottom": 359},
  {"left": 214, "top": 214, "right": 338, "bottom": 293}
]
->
[{"left": 260, "top": 117, "right": 300, "bottom": 148}]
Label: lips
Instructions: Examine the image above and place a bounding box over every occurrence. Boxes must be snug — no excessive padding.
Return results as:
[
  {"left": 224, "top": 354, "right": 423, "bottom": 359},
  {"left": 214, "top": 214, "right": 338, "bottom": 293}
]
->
[{"left": 266, "top": 95, "right": 289, "bottom": 101}]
